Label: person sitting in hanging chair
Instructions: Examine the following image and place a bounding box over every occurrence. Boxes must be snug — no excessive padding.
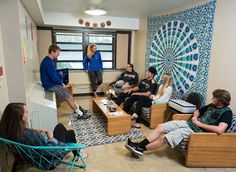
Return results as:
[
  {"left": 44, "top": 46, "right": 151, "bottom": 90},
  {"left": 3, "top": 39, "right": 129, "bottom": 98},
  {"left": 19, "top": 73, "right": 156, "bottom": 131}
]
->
[{"left": 0, "top": 103, "right": 87, "bottom": 170}]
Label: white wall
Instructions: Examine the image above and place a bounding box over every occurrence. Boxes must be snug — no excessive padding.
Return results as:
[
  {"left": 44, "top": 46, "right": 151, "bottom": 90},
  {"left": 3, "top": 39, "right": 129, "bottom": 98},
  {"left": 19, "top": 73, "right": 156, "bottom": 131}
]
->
[
  {"left": 0, "top": 0, "right": 26, "bottom": 102},
  {"left": 38, "top": 30, "right": 52, "bottom": 63},
  {"left": 44, "top": 12, "right": 139, "bottom": 30},
  {"left": 0, "top": 23, "right": 9, "bottom": 113},
  {"left": 206, "top": 0, "right": 236, "bottom": 112},
  {"left": 19, "top": 2, "right": 39, "bottom": 99},
  {"left": 70, "top": 71, "right": 123, "bottom": 94},
  {"left": 134, "top": 0, "right": 236, "bottom": 112},
  {"left": 133, "top": 17, "right": 148, "bottom": 79},
  {"left": 0, "top": 0, "right": 38, "bottom": 106}
]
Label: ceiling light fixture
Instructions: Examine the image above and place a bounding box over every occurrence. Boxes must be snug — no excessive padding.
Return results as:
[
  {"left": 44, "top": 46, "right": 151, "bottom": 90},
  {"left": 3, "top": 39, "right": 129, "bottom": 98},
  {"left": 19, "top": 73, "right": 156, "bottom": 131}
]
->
[{"left": 84, "top": 8, "right": 107, "bottom": 16}]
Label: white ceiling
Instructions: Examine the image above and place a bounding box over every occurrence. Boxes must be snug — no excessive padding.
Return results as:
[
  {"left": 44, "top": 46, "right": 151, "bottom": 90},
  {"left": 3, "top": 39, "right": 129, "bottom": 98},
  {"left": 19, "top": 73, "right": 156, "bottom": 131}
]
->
[{"left": 21, "top": 0, "right": 200, "bottom": 25}]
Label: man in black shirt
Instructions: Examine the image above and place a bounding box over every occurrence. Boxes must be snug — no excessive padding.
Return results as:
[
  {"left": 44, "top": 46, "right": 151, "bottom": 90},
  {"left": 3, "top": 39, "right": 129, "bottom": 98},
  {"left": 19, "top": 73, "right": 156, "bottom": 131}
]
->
[
  {"left": 125, "top": 89, "right": 232, "bottom": 156},
  {"left": 114, "top": 66, "right": 157, "bottom": 128},
  {"left": 113, "top": 63, "right": 139, "bottom": 89}
]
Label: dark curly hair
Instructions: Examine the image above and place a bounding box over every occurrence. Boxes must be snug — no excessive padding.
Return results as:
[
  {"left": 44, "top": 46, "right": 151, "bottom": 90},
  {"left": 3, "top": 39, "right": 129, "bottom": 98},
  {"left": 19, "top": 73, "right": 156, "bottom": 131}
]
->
[{"left": 213, "top": 89, "right": 231, "bottom": 106}]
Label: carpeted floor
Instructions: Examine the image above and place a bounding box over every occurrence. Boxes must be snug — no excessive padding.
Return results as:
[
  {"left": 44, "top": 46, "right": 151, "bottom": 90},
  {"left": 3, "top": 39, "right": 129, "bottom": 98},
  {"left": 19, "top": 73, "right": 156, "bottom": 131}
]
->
[{"left": 71, "top": 112, "right": 144, "bottom": 147}]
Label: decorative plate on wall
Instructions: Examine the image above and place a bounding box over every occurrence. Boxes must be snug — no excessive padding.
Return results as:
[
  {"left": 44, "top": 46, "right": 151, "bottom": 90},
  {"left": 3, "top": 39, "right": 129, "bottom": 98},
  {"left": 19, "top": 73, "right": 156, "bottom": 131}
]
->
[{"left": 149, "top": 20, "right": 199, "bottom": 95}]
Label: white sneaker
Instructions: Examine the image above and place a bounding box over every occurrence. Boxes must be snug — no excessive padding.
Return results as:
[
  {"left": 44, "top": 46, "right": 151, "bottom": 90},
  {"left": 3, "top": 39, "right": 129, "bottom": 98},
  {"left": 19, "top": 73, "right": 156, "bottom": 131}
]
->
[
  {"left": 68, "top": 119, "right": 72, "bottom": 126},
  {"left": 94, "top": 92, "right": 98, "bottom": 97},
  {"left": 75, "top": 111, "right": 91, "bottom": 119}
]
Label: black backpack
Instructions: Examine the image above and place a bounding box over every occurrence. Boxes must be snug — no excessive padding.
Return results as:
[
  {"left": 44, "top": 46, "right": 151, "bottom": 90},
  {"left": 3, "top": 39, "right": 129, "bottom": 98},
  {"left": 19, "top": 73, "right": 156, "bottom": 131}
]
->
[{"left": 186, "top": 92, "right": 202, "bottom": 109}]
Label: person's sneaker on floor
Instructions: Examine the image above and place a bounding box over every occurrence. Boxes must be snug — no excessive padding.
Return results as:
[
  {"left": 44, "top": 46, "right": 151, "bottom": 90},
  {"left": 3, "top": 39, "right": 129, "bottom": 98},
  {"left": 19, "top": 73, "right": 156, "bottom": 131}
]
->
[
  {"left": 74, "top": 109, "right": 91, "bottom": 119},
  {"left": 94, "top": 92, "right": 98, "bottom": 97},
  {"left": 79, "top": 106, "right": 88, "bottom": 114},
  {"left": 125, "top": 138, "right": 144, "bottom": 156},
  {"left": 68, "top": 119, "right": 72, "bottom": 126},
  {"left": 76, "top": 112, "right": 91, "bottom": 119},
  {"left": 74, "top": 107, "right": 91, "bottom": 119}
]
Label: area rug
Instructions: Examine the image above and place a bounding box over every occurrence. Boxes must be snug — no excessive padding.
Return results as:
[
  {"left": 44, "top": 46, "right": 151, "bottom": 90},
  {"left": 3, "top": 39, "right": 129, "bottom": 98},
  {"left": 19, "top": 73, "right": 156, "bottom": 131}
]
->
[{"left": 71, "top": 111, "right": 144, "bottom": 147}]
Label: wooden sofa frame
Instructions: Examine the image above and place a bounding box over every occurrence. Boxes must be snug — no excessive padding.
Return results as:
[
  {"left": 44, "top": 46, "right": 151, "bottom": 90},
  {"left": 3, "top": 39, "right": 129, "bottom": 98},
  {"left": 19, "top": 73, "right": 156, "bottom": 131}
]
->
[
  {"left": 142, "top": 104, "right": 169, "bottom": 129},
  {"left": 173, "top": 114, "right": 236, "bottom": 167}
]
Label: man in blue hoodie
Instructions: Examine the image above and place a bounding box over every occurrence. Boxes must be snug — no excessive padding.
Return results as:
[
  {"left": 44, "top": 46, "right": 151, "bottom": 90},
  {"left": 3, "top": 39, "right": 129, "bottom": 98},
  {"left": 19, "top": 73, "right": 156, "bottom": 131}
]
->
[{"left": 40, "top": 44, "right": 90, "bottom": 119}]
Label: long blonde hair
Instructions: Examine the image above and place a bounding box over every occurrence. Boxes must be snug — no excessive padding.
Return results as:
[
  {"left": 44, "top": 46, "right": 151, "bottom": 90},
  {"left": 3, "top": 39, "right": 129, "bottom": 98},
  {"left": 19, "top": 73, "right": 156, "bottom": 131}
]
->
[
  {"left": 87, "top": 44, "right": 96, "bottom": 59},
  {"left": 157, "top": 73, "right": 172, "bottom": 97}
]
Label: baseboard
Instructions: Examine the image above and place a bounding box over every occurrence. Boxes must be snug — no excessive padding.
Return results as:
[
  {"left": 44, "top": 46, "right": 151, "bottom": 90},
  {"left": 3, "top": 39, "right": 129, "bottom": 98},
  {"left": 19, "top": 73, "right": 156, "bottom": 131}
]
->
[{"left": 73, "top": 92, "right": 105, "bottom": 97}]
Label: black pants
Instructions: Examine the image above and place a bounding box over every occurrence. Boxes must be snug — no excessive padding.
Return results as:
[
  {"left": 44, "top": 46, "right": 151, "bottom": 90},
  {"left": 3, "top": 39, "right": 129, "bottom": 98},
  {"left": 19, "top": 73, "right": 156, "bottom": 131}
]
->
[
  {"left": 88, "top": 71, "right": 103, "bottom": 92},
  {"left": 12, "top": 124, "right": 77, "bottom": 172},
  {"left": 115, "top": 93, "right": 152, "bottom": 123},
  {"left": 123, "top": 95, "right": 152, "bottom": 123},
  {"left": 53, "top": 123, "right": 77, "bottom": 156},
  {"left": 114, "top": 92, "right": 131, "bottom": 106},
  {"left": 133, "top": 96, "right": 152, "bottom": 123}
]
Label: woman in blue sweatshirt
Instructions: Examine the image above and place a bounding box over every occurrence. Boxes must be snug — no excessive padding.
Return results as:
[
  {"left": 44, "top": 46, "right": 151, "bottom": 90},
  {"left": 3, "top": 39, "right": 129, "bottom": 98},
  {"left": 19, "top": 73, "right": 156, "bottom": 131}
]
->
[{"left": 83, "top": 44, "right": 103, "bottom": 96}]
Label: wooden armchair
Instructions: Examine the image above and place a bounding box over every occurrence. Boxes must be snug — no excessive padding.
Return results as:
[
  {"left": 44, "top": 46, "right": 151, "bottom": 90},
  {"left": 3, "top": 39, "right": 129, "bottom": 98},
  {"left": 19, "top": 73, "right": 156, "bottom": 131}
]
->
[
  {"left": 172, "top": 114, "right": 236, "bottom": 167},
  {"left": 141, "top": 104, "right": 169, "bottom": 128}
]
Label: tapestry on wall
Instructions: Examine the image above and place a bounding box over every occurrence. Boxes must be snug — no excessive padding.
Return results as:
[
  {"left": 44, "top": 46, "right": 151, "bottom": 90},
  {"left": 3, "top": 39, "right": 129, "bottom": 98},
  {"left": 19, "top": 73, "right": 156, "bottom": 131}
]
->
[{"left": 146, "top": 0, "right": 217, "bottom": 105}]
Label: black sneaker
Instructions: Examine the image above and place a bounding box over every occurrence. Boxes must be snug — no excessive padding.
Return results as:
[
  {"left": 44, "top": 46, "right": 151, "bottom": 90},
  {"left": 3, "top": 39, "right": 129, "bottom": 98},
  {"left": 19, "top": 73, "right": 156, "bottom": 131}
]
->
[
  {"left": 79, "top": 106, "right": 88, "bottom": 114},
  {"left": 125, "top": 138, "right": 144, "bottom": 156},
  {"left": 76, "top": 112, "right": 91, "bottom": 120}
]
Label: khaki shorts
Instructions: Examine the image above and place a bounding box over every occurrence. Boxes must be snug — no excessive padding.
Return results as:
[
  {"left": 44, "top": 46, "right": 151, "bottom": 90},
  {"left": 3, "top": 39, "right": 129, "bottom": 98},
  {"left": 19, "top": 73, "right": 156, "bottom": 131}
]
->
[{"left": 163, "top": 120, "right": 193, "bottom": 148}]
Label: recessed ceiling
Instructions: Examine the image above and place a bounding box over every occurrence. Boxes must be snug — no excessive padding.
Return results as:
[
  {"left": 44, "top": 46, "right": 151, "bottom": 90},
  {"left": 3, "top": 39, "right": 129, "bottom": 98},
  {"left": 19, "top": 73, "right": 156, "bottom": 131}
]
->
[{"left": 21, "top": 0, "right": 201, "bottom": 25}]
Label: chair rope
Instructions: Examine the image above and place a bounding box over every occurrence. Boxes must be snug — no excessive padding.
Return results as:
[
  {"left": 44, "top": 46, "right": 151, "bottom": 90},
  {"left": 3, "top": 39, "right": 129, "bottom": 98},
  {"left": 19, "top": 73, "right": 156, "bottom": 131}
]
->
[{"left": 0, "top": 137, "right": 86, "bottom": 171}]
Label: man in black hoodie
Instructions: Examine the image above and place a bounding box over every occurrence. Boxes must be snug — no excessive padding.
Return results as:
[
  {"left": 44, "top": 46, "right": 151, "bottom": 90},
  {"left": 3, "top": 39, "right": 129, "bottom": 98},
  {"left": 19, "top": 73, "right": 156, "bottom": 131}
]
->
[{"left": 114, "top": 63, "right": 138, "bottom": 89}]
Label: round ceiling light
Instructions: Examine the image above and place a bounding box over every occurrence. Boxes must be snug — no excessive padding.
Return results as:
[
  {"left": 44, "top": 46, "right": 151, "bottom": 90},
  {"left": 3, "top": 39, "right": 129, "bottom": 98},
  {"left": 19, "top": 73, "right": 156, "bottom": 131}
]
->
[{"left": 84, "top": 8, "right": 107, "bottom": 16}]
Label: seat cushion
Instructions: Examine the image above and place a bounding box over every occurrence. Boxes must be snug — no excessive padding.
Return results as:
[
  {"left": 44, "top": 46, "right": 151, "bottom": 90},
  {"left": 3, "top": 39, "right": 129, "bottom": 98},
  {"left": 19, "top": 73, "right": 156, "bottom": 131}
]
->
[
  {"left": 142, "top": 107, "right": 151, "bottom": 119},
  {"left": 168, "top": 99, "right": 196, "bottom": 113},
  {"left": 227, "top": 115, "right": 236, "bottom": 133},
  {"left": 179, "top": 138, "right": 188, "bottom": 151}
]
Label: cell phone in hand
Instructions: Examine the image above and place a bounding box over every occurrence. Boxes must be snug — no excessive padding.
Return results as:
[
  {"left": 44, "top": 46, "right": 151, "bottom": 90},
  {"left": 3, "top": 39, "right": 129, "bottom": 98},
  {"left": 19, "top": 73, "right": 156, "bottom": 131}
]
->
[{"left": 40, "top": 131, "right": 48, "bottom": 140}]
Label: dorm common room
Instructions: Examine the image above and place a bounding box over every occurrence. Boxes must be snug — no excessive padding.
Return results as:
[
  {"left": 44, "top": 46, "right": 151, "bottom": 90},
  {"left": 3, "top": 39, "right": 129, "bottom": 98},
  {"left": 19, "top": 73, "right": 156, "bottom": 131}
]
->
[{"left": 0, "top": 0, "right": 236, "bottom": 171}]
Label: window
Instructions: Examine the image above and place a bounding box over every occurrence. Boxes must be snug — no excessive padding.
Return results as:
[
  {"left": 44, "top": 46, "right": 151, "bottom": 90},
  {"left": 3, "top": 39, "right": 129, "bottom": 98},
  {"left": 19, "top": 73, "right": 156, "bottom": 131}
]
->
[
  {"left": 88, "top": 33, "right": 114, "bottom": 69},
  {"left": 53, "top": 29, "right": 115, "bottom": 70}
]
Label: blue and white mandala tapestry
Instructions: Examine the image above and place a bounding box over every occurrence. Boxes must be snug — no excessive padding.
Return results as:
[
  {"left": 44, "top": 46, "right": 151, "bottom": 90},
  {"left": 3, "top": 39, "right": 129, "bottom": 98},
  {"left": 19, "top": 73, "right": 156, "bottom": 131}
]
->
[{"left": 146, "top": 0, "right": 216, "bottom": 105}]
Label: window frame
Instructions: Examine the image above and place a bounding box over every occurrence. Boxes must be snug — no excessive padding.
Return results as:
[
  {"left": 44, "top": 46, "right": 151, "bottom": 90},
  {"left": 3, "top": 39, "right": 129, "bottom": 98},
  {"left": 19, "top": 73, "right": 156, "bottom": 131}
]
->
[{"left": 52, "top": 28, "right": 116, "bottom": 70}]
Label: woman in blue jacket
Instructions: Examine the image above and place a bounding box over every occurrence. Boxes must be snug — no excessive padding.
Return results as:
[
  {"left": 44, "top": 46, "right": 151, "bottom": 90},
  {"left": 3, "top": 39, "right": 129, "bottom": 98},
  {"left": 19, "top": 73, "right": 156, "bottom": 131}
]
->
[{"left": 83, "top": 44, "right": 103, "bottom": 96}]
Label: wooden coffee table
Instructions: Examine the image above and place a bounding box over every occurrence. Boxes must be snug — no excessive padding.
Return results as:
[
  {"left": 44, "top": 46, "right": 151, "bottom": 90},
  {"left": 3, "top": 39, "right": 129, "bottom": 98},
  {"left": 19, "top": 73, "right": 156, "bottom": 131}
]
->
[{"left": 92, "top": 97, "right": 131, "bottom": 136}]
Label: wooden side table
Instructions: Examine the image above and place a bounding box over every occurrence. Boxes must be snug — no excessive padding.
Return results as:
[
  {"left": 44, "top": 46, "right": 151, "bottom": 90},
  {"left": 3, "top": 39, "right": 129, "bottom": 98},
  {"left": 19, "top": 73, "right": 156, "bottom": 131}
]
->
[{"left": 56, "top": 83, "right": 73, "bottom": 107}]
